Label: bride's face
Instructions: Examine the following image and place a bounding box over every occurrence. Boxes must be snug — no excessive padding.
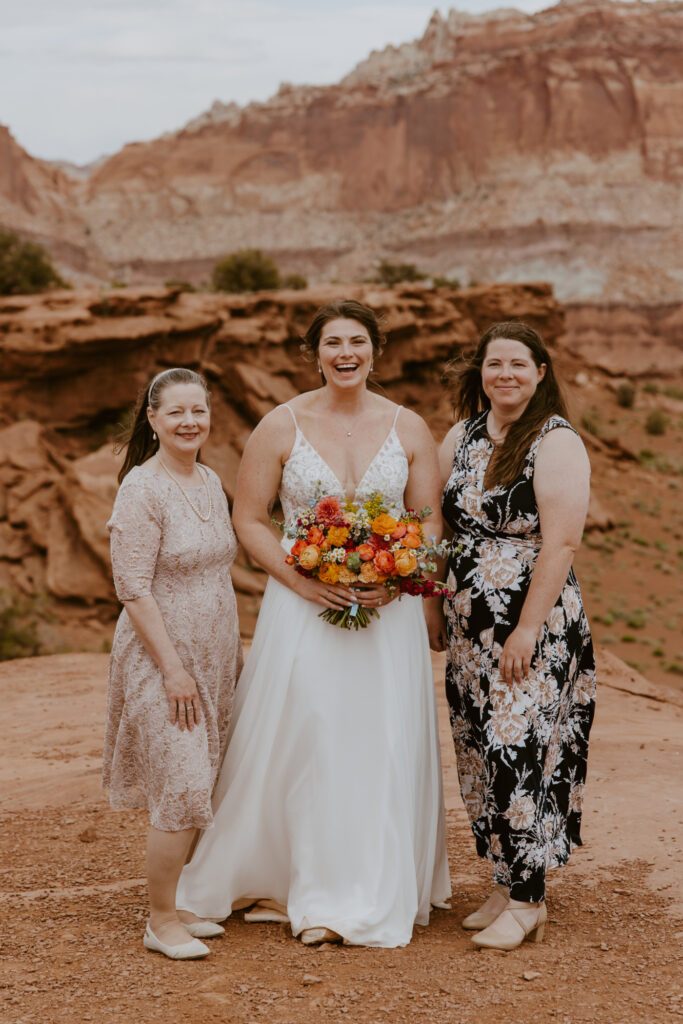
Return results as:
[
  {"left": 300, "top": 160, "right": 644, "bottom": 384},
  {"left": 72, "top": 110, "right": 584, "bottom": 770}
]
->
[{"left": 317, "top": 318, "right": 374, "bottom": 389}]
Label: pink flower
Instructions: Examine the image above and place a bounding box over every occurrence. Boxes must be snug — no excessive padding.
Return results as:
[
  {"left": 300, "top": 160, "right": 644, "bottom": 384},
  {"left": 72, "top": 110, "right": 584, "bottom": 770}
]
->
[{"left": 313, "top": 496, "right": 345, "bottom": 528}]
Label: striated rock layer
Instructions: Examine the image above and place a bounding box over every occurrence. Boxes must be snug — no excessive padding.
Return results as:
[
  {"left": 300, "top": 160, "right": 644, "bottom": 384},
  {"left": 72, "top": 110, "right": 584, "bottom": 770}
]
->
[
  {"left": 0, "top": 281, "right": 563, "bottom": 624},
  {"left": 2, "top": 1, "right": 683, "bottom": 303}
]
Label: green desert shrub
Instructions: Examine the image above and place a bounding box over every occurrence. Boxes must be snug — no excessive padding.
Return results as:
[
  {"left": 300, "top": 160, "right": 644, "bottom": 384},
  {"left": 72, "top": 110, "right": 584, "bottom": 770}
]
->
[
  {"left": 615, "top": 381, "right": 636, "bottom": 408},
  {"left": 645, "top": 409, "right": 668, "bottom": 436},
  {"left": 282, "top": 273, "right": 308, "bottom": 290},
  {"left": 0, "top": 591, "right": 41, "bottom": 661},
  {"left": 165, "top": 279, "right": 196, "bottom": 292},
  {"left": 432, "top": 274, "right": 461, "bottom": 289},
  {"left": 0, "top": 229, "right": 66, "bottom": 295},
  {"left": 212, "top": 249, "right": 281, "bottom": 293},
  {"left": 375, "top": 259, "right": 425, "bottom": 286}
]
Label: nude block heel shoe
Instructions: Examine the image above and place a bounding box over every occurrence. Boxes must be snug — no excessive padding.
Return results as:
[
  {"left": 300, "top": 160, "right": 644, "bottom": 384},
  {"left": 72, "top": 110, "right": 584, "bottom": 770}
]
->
[
  {"left": 471, "top": 902, "right": 547, "bottom": 951},
  {"left": 461, "top": 884, "right": 509, "bottom": 930}
]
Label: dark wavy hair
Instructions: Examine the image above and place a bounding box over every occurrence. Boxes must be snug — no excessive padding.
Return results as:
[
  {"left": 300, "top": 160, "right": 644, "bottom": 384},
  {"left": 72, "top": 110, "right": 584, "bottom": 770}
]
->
[
  {"left": 116, "top": 367, "right": 210, "bottom": 483},
  {"left": 444, "top": 321, "right": 568, "bottom": 488},
  {"left": 300, "top": 299, "right": 386, "bottom": 383}
]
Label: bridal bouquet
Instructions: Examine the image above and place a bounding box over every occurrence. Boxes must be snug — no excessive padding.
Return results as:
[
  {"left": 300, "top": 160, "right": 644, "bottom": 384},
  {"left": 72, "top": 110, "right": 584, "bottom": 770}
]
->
[{"left": 281, "top": 491, "right": 453, "bottom": 629}]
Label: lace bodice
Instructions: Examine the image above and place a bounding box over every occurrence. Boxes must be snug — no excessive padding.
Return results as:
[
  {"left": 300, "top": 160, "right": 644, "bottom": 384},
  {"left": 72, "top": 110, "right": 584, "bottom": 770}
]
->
[{"left": 279, "top": 405, "right": 409, "bottom": 527}]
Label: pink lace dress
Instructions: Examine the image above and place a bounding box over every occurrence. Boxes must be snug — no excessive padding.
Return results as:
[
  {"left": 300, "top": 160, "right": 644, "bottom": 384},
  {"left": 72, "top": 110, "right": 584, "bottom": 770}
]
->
[{"left": 103, "top": 463, "right": 242, "bottom": 832}]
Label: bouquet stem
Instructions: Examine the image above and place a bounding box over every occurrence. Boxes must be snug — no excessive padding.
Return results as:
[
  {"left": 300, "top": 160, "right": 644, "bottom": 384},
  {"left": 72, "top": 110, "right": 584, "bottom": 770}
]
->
[{"left": 319, "top": 604, "right": 380, "bottom": 630}]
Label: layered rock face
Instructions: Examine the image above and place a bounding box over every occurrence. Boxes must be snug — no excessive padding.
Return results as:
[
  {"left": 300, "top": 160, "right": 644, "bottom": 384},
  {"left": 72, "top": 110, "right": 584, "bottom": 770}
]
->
[
  {"left": 0, "top": 282, "right": 563, "bottom": 623},
  {"left": 2, "top": 1, "right": 683, "bottom": 303}
]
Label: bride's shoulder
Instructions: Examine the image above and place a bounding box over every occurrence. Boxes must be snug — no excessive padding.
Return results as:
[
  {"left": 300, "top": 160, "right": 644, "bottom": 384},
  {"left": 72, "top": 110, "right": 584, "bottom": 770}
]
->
[{"left": 393, "top": 404, "right": 434, "bottom": 455}]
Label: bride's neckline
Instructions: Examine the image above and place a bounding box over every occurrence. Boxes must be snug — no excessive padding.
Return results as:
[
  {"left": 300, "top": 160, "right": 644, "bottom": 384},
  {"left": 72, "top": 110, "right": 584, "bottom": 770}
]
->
[{"left": 292, "top": 423, "right": 403, "bottom": 499}]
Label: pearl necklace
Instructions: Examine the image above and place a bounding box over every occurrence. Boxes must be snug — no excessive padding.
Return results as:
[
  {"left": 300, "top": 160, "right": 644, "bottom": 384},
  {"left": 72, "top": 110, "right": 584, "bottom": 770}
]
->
[{"left": 159, "top": 459, "right": 213, "bottom": 522}]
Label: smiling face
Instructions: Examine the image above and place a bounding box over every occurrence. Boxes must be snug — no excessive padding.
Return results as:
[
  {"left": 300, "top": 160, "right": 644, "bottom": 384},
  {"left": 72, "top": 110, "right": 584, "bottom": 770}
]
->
[
  {"left": 147, "top": 382, "right": 210, "bottom": 460},
  {"left": 317, "top": 317, "right": 374, "bottom": 390},
  {"left": 481, "top": 337, "right": 546, "bottom": 417}
]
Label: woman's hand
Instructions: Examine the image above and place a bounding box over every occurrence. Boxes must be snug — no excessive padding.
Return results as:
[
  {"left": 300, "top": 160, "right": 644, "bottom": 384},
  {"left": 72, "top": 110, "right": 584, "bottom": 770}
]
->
[
  {"left": 423, "top": 599, "right": 447, "bottom": 652},
  {"left": 499, "top": 626, "right": 538, "bottom": 686},
  {"left": 351, "top": 584, "right": 396, "bottom": 610},
  {"left": 291, "top": 574, "right": 357, "bottom": 610},
  {"left": 163, "top": 665, "right": 202, "bottom": 731}
]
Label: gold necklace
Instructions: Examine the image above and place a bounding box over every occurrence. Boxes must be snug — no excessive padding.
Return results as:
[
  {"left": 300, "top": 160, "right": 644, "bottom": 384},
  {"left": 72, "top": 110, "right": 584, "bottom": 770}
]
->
[{"left": 159, "top": 459, "right": 213, "bottom": 522}]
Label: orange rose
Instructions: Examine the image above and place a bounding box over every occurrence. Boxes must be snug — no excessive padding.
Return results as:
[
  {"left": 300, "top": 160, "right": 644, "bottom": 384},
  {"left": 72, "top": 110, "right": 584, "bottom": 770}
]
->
[
  {"left": 374, "top": 550, "right": 395, "bottom": 574},
  {"left": 359, "top": 562, "right": 380, "bottom": 583},
  {"left": 390, "top": 523, "right": 407, "bottom": 540},
  {"left": 285, "top": 555, "right": 295, "bottom": 565},
  {"left": 402, "top": 532, "right": 422, "bottom": 549},
  {"left": 394, "top": 549, "right": 417, "bottom": 576},
  {"left": 357, "top": 543, "right": 375, "bottom": 561},
  {"left": 291, "top": 538, "right": 307, "bottom": 558},
  {"left": 299, "top": 544, "right": 321, "bottom": 570},
  {"left": 371, "top": 513, "right": 398, "bottom": 536},
  {"left": 318, "top": 562, "right": 340, "bottom": 584},
  {"left": 327, "top": 526, "right": 349, "bottom": 546},
  {"left": 406, "top": 523, "right": 420, "bottom": 535},
  {"left": 307, "top": 526, "right": 324, "bottom": 546}
]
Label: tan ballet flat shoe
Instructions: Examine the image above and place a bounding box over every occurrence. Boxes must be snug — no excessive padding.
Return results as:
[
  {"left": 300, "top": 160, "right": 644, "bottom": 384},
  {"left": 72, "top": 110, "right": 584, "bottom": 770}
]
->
[
  {"left": 244, "top": 899, "right": 290, "bottom": 924},
  {"left": 300, "top": 927, "right": 342, "bottom": 946},
  {"left": 461, "top": 884, "right": 509, "bottom": 930},
  {"left": 471, "top": 902, "right": 547, "bottom": 951},
  {"left": 143, "top": 923, "right": 210, "bottom": 959}
]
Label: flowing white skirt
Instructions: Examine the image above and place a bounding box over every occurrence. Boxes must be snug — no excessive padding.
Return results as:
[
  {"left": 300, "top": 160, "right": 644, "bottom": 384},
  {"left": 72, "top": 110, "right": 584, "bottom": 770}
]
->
[{"left": 177, "top": 577, "right": 451, "bottom": 947}]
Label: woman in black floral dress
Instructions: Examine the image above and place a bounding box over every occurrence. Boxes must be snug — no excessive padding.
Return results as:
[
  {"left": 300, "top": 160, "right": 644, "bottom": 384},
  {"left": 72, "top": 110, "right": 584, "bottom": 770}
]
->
[{"left": 437, "top": 322, "right": 596, "bottom": 951}]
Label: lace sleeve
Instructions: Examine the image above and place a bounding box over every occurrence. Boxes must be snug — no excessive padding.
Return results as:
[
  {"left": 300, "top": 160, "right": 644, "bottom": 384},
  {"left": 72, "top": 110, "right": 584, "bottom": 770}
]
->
[{"left": 108, "top": 470, "right": 163, "bottom": 602}]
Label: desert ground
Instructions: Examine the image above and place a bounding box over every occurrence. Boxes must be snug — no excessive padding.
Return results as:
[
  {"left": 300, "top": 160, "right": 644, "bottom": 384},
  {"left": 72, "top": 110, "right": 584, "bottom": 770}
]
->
[{"left": 1, "top": 646, "right": 681, "bottom": 1024}]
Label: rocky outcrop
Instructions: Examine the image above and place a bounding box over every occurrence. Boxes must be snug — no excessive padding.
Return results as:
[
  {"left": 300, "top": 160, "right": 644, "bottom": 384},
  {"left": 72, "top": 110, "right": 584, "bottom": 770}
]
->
[
  {"left": 2, "top": 1, "right": 683, "bottom": 303},
  {"left": 0, "top": 281, "right": 563, "bottom": 622}
]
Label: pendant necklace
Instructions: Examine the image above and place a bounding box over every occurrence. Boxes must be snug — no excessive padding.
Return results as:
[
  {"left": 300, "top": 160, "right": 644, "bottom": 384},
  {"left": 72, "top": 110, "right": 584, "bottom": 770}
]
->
[{"left": 159, "top": 459, "right": 213, "bottom": 522}]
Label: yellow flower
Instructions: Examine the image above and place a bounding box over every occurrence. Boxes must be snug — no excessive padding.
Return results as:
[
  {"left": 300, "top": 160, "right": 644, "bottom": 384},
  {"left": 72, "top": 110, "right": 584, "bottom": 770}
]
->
[
  {"left": 371, "top": 513, "right": 398, "bottom": 536},
  {"left": 318, "top": 562, "right": 340, "bottom": 584},
  {"left": 327, "top": 526, "right": 349, "bottom": 546},
  {"left": 394, "top": 549, "right": 417, "bottom": 577},
  {"left": 299, "top": 544, "right": 321, "bottom": 571}
]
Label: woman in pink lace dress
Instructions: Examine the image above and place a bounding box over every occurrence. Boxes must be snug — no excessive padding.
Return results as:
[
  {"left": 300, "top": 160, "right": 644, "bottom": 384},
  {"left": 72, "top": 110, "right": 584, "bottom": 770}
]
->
[{"left": 103, "top": 367, "right": 242, "bottom": 960}]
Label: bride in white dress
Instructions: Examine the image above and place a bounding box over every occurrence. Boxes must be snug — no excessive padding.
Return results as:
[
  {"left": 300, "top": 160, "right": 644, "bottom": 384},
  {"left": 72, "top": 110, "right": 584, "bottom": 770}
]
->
[{"left": 177, "top": 300, "right": 451, "bottom": 947}]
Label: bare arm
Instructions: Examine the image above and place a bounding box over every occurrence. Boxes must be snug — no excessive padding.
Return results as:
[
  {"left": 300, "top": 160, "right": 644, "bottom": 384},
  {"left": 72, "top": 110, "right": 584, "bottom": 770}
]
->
[
  {"left": 399, "top": 411, "right": 447, "bottom": 650},
  {"left": 232, "top": 407, "right": 355, "bottom": 610},
  {"left": 499, "top": 428, "right": 591, "bottom": 685}
]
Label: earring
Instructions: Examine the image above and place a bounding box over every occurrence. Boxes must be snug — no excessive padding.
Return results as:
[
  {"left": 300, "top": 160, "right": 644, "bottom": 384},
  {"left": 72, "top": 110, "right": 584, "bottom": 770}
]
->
[
  {"left": 152, "top": 432, "right": 157, "bottom": 441},
  {"left": 317, "top": 363, "right": 322, "bottom": 374}
]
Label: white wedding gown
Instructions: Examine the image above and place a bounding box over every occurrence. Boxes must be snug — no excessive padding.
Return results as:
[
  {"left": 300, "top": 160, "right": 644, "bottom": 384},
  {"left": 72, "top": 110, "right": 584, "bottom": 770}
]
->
[{"left": 177, "top": 405, "right": 451, "bottom": 947}]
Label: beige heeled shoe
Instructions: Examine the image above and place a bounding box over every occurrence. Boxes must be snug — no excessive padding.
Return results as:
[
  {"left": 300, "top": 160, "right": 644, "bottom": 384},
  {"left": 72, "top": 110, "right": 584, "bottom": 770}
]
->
[
  {"left": 300, "top": 927, "right": 342, "bottom": 946},
  {"left": 244, "top": 899, "right": 290, "bottom": 924},
  {"left": 461, "top": 884, "right": 509, "bottom": 930},
  {"left": 471, "top": 901, "right": 547, "bottom": 951}
]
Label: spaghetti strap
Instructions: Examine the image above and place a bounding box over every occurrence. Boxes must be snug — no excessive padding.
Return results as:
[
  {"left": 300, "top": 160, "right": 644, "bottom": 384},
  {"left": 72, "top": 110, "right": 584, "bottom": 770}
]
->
[
  {"left": 392, "top": 405, "right": 403, "bottom": 429},
  {"left": 283, "top": 404, "right": 299, "bottom": 430}
]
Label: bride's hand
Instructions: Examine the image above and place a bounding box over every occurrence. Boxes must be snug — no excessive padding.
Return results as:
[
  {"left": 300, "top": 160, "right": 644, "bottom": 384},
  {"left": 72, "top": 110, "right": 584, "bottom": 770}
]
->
[
  {"left": 290, "top": 574, "right": 356, "bottom": 609},
  {"left": 350, "top": 584, "right": 395, "bottom": 609}
]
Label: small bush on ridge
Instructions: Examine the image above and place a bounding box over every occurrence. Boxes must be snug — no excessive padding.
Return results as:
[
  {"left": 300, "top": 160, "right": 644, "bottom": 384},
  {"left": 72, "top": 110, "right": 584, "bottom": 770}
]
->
[
  {"left": 0, "top": 229, "right": 66, "bottom": 295},
  {"left": 212, "top": 249, "right": 281, "bottom": 293}
]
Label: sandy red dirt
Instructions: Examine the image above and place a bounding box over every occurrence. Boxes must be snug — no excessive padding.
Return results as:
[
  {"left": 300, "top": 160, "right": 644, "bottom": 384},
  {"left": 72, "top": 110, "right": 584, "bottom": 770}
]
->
[{"left": 1, "top": 647, "right": 681, "bottom": 1024}]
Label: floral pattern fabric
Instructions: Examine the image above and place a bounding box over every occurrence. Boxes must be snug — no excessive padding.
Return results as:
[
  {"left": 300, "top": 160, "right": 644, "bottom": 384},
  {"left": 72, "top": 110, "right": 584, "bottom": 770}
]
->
[
  {"left": 442, "top": 413, "right": 596, "bottom": 902},
  {"left": 103, "top": 464, "right": 243, "bottom": 832}
]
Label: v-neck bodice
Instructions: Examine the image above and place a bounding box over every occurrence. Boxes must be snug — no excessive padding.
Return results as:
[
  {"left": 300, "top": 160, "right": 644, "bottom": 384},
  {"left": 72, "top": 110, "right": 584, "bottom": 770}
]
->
[{"left": 279, "top": 404, "right": 409, "bottom": 528}]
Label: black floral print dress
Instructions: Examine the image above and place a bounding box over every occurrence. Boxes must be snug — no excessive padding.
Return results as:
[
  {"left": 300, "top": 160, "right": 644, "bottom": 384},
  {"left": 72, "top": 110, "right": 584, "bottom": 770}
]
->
[{"left": 442, "top": 413, "right": 596, "bottom": 902}]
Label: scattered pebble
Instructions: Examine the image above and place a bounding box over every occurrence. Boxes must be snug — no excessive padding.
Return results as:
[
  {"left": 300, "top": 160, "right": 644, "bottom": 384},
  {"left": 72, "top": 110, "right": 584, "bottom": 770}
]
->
[
  {"left": 303, "top": 974, "right": 322, "bottom": 986},
  {"left": 523, "top": 971, "right": 542, "bottom": 981}
]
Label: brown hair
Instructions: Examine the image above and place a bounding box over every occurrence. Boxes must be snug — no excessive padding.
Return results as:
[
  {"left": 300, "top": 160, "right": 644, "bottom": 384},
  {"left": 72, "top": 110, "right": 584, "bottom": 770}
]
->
[
  {"left": 300, "top": 300, "right": 386, "bottom": 378},
  {"left": 445, "top": 321, "right": 568, "bottom": 488},
  {"left": 116, "top": 367, "right": 210, "bottom": 483}
]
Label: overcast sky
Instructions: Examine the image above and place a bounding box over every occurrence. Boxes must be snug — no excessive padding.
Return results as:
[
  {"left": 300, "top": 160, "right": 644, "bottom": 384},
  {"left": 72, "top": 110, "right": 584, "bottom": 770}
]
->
[{"left": 0, "top": 0, "right": 633, "bottom": 165}]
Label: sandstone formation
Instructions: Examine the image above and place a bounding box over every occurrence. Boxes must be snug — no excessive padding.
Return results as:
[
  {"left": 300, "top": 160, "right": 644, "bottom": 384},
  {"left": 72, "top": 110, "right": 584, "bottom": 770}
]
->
[
  {"left": 0, "top": 281, "right": 563, "bottom": 626},
  {"left": 2, "top": 1, "right": 683, "bottom": 303}
]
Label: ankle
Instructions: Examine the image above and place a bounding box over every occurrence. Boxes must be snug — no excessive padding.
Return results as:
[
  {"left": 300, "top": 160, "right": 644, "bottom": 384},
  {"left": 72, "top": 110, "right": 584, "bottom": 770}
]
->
[
  {"left": 509, "top": 898, "right": 542, "bottom": 910},
  {"left": 149, "top": 909, "right": 182, "bottom": 929}
]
